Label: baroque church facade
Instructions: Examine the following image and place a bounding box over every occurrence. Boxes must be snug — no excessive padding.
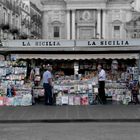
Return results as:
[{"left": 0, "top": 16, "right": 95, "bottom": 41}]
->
[{"left": 41, "top": 0, "right": 140, "bottom": 40}]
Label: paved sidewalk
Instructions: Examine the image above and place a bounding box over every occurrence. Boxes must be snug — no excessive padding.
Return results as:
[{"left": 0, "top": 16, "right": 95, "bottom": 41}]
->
[{"left": 0, "top": 104, "right": 140, "bottom": 123}]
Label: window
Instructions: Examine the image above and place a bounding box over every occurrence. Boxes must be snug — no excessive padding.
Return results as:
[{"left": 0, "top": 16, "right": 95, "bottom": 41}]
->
[
  {"left": 4, "top": 12, "right": 6, "bottom": 24},
  {"left": 132, "top": 32, "right": 140, "bottom": 38},
  {"left": 113, "top": 25, "right": 120, "bottom": 38},
  {"left": 133, "top": 33, "right": 137, "bottom": 38},
  {"left": 114, "top": 26, "right": 120, "bottom": 31},
  {"left": 8, "top": 13, "right": 10, "bottom": 24},
  {"left": 54, "top": 26, "right": 60, "bottom": 38},
  {"left": 25, "top": 6, "right": 29, "bottom": 12},
  {"left": 16, "top": 20, "right": 18, "bottom": 28}
]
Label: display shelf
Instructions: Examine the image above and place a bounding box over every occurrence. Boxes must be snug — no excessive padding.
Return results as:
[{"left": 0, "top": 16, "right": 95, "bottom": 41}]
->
[{"left": 53, "top": 78, "right": 94, "bottom": 105}]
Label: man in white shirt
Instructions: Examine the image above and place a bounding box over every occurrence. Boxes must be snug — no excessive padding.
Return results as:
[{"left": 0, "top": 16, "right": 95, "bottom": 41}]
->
[
  {"left": 43, "top": 64, "right": 53, "bottom": 105},
  {"left": 97, "top": 64, "right": 106, "bottom": 104}
]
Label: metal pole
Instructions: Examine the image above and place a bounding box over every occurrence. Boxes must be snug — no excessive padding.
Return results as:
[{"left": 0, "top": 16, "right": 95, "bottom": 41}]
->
[{"left": 138, "top": 53, "right": 140, "bottom": 82}]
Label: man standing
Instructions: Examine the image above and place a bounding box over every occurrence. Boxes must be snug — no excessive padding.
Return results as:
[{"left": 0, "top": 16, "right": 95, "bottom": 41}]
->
[
  {"left": 43, "top": 64, "right": 53, "bottom": 105},
  {"left": 97, "top": 64, "right": 106, "bottom": 104}
]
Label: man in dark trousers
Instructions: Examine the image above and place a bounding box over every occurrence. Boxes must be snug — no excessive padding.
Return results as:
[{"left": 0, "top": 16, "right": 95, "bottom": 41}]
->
[
  {"left": 43, "top": 64, "right": 53, "bottom": 105},
  {"left": 97, "top": 64, "right": 106, "bottom": 104}
]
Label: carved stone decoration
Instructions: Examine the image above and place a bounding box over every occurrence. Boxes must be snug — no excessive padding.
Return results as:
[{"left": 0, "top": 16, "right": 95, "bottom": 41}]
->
[
  {"left": 76, "top": 10, "right": 97, "bottom": 25},
  {"left": 47, "top": 10, "right": 66, "bottom": 23},
  {"left": 82, "top": 10, "right": 91, "bottom": 21},
  {"left": 76, "top": 10, "right": 97, "bottom": 39}
]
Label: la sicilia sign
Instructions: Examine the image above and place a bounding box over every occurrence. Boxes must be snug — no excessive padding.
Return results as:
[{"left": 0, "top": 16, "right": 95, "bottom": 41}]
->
[
  {"left": 2, "top": 40, "right": 140, "bottom": 47},
  {"left": 22, "top": 40, "right": 129, "bottom": 46},
  {"left": 87, "top": 40, "right": 129, "bottom": 46}
]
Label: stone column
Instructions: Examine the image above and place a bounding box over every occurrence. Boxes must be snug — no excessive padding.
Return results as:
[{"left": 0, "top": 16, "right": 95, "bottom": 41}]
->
[
  {"left": 102, "top": 9, "right": 106, "bottom": 39},
  {"left": 93, "top": 27, "right": 96, "bottom": 38},
  {"left": 67, "top": 10, "right": 70, "bottom": 40},
  {"left": 42, "top": 12, "right": 48, "bottom": 39},
  {"left": 97, "top": 9, "right": 101, "bottom": 39},
  {"left": 72, "top": 10, "right": 76, "bottom": 40}
]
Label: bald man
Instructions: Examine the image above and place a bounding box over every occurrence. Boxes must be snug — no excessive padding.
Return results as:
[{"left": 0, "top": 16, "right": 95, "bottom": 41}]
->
[{"left": 97, "top": 64, "right": 106, "bottom": 104}]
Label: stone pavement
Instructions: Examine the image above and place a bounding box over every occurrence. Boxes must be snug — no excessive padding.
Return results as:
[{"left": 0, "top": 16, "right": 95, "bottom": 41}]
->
[{"left": 0, "top": 104, "right": 140, "bottom": 123}]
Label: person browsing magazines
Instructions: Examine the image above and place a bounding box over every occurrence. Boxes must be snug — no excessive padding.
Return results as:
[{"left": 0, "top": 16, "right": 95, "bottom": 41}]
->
[
  {"left": 43, "top": 64, "right": 53, "bottom": 105},
  {"left": 97, "top": 64, "right": 106, "bottom": 104}
]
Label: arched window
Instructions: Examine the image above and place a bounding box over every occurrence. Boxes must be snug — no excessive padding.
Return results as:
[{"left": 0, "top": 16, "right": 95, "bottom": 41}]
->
[{"left": 51, "top": 21, "right": 62, "bottom": 39}]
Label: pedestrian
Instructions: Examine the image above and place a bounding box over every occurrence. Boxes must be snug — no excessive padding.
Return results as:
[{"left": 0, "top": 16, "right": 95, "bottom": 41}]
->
[
  {"left": 43, "top": 64, "right": 53, "bottom": 105},
  {"left": 97, "top": 64, "right": 107, "bottom": 104}
]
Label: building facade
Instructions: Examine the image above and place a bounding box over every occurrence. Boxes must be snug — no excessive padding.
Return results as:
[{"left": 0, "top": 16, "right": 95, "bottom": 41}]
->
[
  {"left": 0, "top": 0, "right": 42, "bottom": 40},
  {"left": 0, "top": 0, "right": 22, "bottom": 40},
  {"left": 20, "top": 0, "right": 30, "bottom": 39},
  {"left": 30, "top": 2, "right": 42, "bottom": 39},
  {"left": 41, "top": 0, "right": 140, "bottom": 40},
  {"left": 0, "top": 0, "right": 140, "bottom": 106},
  {"left": 0, "top": 0, "right": 140, "bottom": 75}
]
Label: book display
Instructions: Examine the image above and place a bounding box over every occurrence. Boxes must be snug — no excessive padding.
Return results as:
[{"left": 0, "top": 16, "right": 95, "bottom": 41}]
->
[
  {"left": 105, "top": 81, "right": 131, "bottom": 105},
  {"left": 0, "top": 61, "right": 32, "bottom": 106},
  {"left": 105, "top": 66, "right": 139, "bottom": 105},
  {"left": 0, "top": 59, "right": 138, "bottom": 106},
  {"left": 53, "top": 65, "right": 139, "bottom": 105},
  {"left": 53, "top": 76, "right": 97, "bottom": 105}
]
